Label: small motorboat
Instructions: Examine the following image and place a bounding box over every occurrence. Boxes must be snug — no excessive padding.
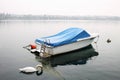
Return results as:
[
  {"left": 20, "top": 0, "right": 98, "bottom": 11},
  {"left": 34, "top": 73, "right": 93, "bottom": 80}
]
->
[{"left": 34, "top": 27, "right": 99, "bottom": 57}]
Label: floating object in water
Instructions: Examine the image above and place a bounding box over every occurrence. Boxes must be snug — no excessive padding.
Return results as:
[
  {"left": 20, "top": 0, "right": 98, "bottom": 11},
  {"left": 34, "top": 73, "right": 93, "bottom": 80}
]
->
[
  {"left": 107, "top": 38, "right": 111, "bottom": 43},
  {"left": 30, "top": 44, "right": 37, "bottom": 49},
  {"left": 35, "top": 27, "right": 99, "bottom": 57},
  {"left": 19, "top": 64, "right": 43, "bottom": 73},
  {"left": 23, "top": 44, "right": 37, "bottom": 50}
]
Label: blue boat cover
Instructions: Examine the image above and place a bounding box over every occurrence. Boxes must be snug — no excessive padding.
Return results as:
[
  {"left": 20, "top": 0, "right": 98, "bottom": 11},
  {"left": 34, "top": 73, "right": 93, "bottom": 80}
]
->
[{"left": 35, "top": 28, "right": 90, "bottom": 47}]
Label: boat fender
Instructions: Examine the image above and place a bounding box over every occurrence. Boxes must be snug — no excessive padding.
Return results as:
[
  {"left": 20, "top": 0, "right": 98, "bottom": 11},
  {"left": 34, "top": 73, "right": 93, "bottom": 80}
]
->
[{"left": 30, "top": 44, "right": 37, "bottom": 49}]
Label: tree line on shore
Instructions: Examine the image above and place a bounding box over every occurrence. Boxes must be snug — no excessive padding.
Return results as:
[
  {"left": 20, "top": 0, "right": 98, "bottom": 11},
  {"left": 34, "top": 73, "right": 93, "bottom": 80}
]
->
[{"left": 0, "top": 13, "right": 120, "bottom": 20}]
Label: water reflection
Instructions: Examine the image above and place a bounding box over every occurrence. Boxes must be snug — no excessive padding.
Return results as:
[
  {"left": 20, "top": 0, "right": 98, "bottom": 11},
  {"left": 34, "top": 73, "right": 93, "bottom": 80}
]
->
[
  {"left": 20, "top": 71, "right": 43, "bottom": 76},
  {"left": 33, "top": 45, "right": 99, "bottom": 78},
  {"left": 36, "top": 70, "right": 43, "bottom": 76},
  {"left": 35, "top": 45, "right": 99, "bottom": 67}
]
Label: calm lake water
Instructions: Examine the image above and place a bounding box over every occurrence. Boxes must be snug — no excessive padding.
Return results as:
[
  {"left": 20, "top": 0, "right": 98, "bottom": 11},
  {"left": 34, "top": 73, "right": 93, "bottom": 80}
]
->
[{"left": 0, "top": 20, "right": 120, "bottom": 80}]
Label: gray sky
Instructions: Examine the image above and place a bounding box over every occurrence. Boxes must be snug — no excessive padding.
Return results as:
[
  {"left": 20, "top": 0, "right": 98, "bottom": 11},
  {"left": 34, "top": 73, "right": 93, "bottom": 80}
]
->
[{"left": 0, "top": 0, "right": 120, "bottom": 16}]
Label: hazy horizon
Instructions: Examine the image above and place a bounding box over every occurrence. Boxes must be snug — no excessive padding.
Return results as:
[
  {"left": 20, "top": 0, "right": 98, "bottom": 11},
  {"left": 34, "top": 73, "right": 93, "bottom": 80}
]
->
[{"left": 0, "top": 0, "right": 120, "bottom": 16}]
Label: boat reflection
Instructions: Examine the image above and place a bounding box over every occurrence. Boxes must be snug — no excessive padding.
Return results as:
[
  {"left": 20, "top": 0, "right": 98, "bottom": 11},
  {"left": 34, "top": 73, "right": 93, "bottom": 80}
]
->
[{"left": 35, "top": 45, "right": 99, "bottom": 67}]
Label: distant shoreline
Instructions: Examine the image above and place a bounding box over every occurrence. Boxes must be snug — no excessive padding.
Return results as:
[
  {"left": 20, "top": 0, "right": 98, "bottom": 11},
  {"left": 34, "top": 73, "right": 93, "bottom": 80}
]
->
[{"left": 0, "top": 13, "right": 120, "bottom": 20}]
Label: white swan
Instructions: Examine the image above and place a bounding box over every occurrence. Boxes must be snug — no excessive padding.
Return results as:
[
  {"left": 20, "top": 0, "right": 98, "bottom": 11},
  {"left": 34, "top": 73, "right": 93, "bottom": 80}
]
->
[{"left": 19, "top": 64, "right": 43, "bottom": 73}]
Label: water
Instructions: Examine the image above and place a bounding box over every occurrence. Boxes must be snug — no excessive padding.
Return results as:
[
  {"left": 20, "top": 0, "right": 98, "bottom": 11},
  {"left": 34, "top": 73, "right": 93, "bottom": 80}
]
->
[{"left": 0, "top": 20, "right": 120, "bottom": 80}]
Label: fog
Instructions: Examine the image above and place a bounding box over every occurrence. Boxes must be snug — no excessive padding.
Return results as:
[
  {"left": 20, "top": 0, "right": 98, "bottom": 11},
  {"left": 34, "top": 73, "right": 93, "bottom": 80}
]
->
[{"left": 0, "top": 0, "right": 120, "bottom": 16}]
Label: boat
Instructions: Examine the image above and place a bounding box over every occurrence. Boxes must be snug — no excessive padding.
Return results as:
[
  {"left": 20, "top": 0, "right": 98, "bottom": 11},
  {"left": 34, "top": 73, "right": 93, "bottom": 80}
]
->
[{"left": 34, "top": 27, "right": 99, "bottom": 57}]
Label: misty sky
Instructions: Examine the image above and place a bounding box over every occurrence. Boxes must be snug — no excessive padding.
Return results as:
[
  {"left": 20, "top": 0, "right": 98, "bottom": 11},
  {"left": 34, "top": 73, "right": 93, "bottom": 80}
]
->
[{"left": 0, "top": 0, "right": 120, "bottom": 16}]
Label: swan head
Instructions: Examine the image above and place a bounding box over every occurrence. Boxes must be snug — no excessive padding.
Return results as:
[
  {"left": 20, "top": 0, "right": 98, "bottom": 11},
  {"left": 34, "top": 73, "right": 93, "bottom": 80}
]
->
[
  {"left": 35, "top": 64, "right": 43, "bottom": 75},
  {"left": 35, "top": 64, "right": 43, "bottom": 71}
]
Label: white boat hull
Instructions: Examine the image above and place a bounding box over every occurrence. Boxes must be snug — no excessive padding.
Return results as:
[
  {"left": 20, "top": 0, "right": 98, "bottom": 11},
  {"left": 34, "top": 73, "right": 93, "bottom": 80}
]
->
[{"left": 43, "top": 34, "right": 99, "bottom": 56}]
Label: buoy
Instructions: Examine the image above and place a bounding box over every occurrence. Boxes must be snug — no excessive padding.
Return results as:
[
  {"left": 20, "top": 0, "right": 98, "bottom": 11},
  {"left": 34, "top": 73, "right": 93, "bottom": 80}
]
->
[
  {"left": 30, "top": 44, "right": 37, "bottom": 49},
  {"left": 107, "top": 39, "right": 111, "bottom": 43}
]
